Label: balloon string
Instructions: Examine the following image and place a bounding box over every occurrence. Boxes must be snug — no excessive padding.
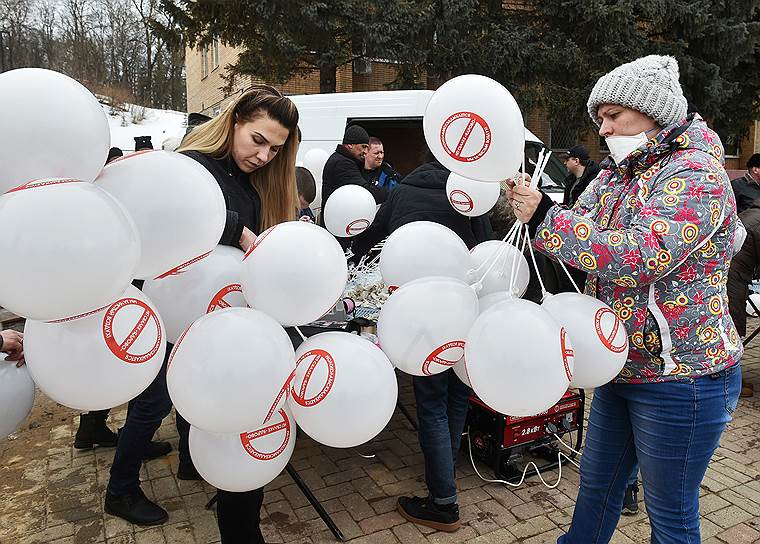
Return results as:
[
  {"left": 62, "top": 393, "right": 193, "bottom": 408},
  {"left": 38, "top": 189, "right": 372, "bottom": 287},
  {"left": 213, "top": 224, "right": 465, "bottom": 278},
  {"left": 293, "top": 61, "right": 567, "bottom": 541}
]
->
[
  {"left": 508, "top": 229, "right": 528, "bottom": 295},
  {"left": 529, "top": 150, "right": 552, "bottom": 191},
  {"left": 294, "top": 326, "right": 307, "bottom": 342},
  {"left": 557, "top": 258, "right": 582, "bottom": 294},
  {"left": 470, "top": 221, "right": 518, "bottom": 281},
  {"left": 524, "top": 224, "right": 548, "bottom": 299}
]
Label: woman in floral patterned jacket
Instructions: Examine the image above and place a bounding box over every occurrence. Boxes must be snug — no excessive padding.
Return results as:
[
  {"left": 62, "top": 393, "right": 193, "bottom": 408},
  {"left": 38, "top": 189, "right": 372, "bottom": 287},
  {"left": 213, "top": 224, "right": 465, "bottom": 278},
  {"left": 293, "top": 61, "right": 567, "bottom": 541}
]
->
[{"left": 508, "top": 55, "right": 742, "bottom": 543}]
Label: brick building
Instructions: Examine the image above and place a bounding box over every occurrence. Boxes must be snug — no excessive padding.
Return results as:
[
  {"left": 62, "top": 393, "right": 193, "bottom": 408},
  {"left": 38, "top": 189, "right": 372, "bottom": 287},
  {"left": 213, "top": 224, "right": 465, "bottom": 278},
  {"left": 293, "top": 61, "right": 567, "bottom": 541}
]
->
[{"left": 185, "top": 42, "right": 758, "bottom": 171}]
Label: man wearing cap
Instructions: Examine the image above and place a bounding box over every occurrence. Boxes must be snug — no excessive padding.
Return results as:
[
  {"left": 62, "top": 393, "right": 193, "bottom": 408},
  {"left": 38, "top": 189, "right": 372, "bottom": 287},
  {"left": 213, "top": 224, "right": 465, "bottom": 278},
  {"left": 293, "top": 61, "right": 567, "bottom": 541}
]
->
[
  {"left": 561, "top": 144, "right": 601, "bottom": 207},
  {"left": 321, "top": 125, "right": 388, "bottom": 229}
]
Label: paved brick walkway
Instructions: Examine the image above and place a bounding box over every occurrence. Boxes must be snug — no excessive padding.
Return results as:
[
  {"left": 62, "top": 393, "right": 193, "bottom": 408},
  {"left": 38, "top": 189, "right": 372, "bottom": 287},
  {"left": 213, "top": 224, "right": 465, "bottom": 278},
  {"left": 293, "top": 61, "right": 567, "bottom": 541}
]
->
[{"left": 2, "top": 322, "right": 759, "bottom": 544}]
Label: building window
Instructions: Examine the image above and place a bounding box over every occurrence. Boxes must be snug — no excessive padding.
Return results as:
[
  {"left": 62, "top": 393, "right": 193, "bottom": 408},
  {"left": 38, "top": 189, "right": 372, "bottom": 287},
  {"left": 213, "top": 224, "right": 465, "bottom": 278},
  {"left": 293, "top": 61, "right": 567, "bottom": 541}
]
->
[
  {"left": 549, "top": 123, "right": 578, "bottom": 151},
  {"left": 201, "top": 45, "right": 209, "bottom": 79},
  {"left": 212, "top": 39, "right": 220, "bottom": 70}
]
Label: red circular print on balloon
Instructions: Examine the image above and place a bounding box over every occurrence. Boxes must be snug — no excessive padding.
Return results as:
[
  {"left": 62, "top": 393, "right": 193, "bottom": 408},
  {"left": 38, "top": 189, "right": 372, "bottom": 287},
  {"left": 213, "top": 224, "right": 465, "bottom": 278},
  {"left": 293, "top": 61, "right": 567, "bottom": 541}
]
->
[
  {"left": 206, "top": 284, "right": 243, "bottom": 313},
  {"left": 422, "top": 340, "right": 465, "bottom": 376},
  {"left": 346, "top": 219, "right": 370, "bottom": 236},
  {"left": 439, "top": 112, "right": 491, "bottom": 163},
  {"left": 102, "top": 298, "right": 162, "bottom": 364},
  {"left": 594, "top": 308, "right": 628, "bottom": 353},
  {"left": 290, "top": 349, "right": 336, "bottom": 407},
  {"left": 154, "top": 251, "right": 212, "bottom": 279},
  {"left": 560, "top": 328, "right": 574, "bottom": 381},
  {"left": 243, "top": 225, "right": 276, "bottom": 261},
  {"left": 6, "top": 178, "right": 81, "bottom": 194},
  {"left": 449, "top": 189, "right": 474, "bottom": 213},
  {"left": 239, "top": 409, "right": 291, "bottom": 461}
]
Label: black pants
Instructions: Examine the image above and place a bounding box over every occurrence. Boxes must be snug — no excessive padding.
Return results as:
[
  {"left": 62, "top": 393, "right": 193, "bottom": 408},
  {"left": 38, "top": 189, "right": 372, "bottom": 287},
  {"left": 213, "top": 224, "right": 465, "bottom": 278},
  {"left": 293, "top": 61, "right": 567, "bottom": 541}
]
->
[
  {"left": 107, "top": 343, "right": 190, "bottom": 494},
  {"left": 217, "top": 489, "right": 265, "bottom": 544}
]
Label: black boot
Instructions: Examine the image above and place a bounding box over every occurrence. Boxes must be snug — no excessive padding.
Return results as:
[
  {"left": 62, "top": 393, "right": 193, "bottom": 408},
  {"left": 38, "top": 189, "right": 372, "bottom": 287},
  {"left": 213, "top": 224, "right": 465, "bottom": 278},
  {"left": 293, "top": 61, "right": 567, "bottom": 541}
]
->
[
  {"left": 622, "top": 483, "right": 639, "bottom": 515},
  {"left": 397, "top": 496, "right": 461, "bottom": 532},
  {"left": 105, "top": 487, "right": 168, "bottom": 526},
  {"left": 74, "top": 410, "right": 118, "bottom": 450},
  {"left": 177, "top": 461, "right": 203, "bottom": 481}
]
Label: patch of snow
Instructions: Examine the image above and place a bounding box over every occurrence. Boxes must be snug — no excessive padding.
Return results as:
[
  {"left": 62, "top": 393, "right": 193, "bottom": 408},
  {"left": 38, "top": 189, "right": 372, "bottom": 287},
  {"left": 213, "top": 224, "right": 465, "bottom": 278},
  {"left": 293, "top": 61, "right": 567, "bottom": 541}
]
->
[{"left": 103, "top": 103, "right": 187, "bottom": 152}]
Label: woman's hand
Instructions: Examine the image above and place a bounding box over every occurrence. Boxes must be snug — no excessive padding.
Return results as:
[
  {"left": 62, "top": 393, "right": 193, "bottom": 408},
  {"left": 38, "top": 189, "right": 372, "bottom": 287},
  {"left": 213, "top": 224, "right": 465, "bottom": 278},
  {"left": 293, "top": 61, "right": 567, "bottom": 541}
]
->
[
  {"left": 1, "top": 330, "right": 25, "bottom": 367},
  {"left": 506, "top": 183, "right": 543, "bottom": 223},
  {"left": 239, "top": 226, "right": 257, "bottom": 253}
]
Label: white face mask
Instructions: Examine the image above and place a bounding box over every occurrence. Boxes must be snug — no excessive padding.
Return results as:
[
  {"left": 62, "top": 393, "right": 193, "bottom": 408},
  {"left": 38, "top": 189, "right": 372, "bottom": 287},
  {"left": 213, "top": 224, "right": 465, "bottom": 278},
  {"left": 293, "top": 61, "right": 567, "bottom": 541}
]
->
[{"left": 605, "top": 133, "right": 647, "bottom": 165}]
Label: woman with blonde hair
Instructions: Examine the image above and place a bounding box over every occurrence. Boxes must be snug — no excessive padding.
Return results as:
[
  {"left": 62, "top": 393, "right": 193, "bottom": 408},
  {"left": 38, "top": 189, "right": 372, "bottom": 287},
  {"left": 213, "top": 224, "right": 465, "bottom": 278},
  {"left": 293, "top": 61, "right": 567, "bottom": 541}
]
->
[{"left": 105, "top": 84, "right": 299, "bottom": 544}]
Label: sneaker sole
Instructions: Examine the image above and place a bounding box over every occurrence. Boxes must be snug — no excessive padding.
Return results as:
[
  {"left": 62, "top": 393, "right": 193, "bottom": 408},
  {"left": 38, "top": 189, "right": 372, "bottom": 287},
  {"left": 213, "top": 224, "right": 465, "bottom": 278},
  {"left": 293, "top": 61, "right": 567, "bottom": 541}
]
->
[
  {"left": 104, "top": 504, "right": 168, "bottom": 526},
  {"left": 621, "top": 507, "right": 639, "bottom": 516},
  {"left": 74, "top": 442, "right": 117, "bottom": 450},
  {"left": 396, "top": 502, "right": 461, "bottom": 532}
]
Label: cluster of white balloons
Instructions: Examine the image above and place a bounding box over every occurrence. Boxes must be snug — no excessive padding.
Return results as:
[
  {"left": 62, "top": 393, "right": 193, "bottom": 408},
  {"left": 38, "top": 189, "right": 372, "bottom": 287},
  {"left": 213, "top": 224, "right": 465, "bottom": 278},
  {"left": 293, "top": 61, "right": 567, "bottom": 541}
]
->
[{"left": 374, "top": 220, "right": 629, "bottom": 417}]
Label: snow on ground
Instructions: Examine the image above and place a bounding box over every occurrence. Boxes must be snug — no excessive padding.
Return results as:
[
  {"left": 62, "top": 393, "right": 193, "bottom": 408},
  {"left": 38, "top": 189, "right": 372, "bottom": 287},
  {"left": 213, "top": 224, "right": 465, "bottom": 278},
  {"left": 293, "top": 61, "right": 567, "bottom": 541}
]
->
[{"left": 103, "top": 103, "right": 187, "bottom": 153}]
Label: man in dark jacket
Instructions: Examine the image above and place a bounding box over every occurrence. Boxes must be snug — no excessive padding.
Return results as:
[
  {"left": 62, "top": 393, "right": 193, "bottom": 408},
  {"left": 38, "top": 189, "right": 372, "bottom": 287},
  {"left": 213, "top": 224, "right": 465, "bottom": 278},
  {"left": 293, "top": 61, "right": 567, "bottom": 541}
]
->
[
  {"left": 561, "top": 144, "right": 601, "bottom": 207},
  {"left": 321, "top": 125, "right": 387, "bottom": 220},
  {"left": 352, "top": 156, "right": 492, "bottom": 259},
  {"left": 731, "top": 153, "right": 760, "bottom": 214},
  {"left": 351, "top": 152, "right": 492, "bottom": 533},
  {"left": 727, "top": 198, "right": 760, "bottom": 398}
]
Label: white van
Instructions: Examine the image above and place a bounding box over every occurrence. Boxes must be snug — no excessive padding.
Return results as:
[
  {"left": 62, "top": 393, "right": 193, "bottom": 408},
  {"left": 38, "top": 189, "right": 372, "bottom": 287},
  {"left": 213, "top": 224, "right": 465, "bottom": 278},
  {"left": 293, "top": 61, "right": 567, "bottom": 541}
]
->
[{"left": 289, "top": 90, "right": 569, "bottom": 207}]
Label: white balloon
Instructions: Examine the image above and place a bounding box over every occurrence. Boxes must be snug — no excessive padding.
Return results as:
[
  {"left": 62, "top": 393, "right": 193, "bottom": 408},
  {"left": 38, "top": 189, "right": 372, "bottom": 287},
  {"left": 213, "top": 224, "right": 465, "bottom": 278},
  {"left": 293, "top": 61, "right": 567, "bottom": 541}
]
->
[
  {"left": 0, "top": 363, "right": 35, "bottom": 439},
  {"left": 453, "top": 291, "right": 515, "bottom": 387},
  {"left": 189, "top": 408, "right": 295, "bottom": 492},
  {"left": 96, "top": 150, "right": 226, "bottom": 280},
  {"left": 470, "top": 240, "right": 530, "bottom": 298},
  {"left": 378, "top": 277, "right": 479, "bottom": 376},
  {"left": 143, "top": 245, "right": 246, "bottom": 343},
  {"left": 0, "top": 179, "right": 140, "bottom": 321},
  {"left": 303, "top": 148, "right": 329, "bottom": 182},
  {"left": 24, "top": 285, "right": 166, "bottom": 411},
  {"left": 167, "top": 307, "right": 295, "bottom": 433},
  {"left": 542, "top": 293, "right": 628, "bottom": 389},
  {"left": 380, "top": 221, "right": 472, "bottom": 290},
  {"left": 446, "top": 173, "right": 501, "bottom": 217},
  {"left": 240, "top": 222, "right": 348, "bottom": 326},
  {"left": 423, "top": 74, "right": 524, "bottom": 182},
  {"left": 465, "top": 299, "right": 573, "bottom": 417},
  {"left": 0, "top": 68, "right": 110, "bottom": 194},
  {"left": 323, "top": 185, "right": 377, "bottom": 237},
  {"left": 287, "top": 332, "right": 397, "bottom": 448}
]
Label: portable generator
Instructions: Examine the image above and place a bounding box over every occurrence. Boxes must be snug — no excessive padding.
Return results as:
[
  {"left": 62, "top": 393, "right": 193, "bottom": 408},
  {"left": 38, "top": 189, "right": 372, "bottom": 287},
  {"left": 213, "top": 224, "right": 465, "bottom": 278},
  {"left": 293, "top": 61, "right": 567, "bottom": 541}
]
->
[{"left": 465, "top": 389, "right": 585, "bottom": 482}]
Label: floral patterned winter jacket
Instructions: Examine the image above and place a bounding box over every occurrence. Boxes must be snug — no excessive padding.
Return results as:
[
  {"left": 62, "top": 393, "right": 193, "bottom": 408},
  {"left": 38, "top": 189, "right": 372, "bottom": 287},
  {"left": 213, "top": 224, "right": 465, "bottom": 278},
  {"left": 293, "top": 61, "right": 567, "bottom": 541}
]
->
[{"left": 534, "top": 114, "right": 742, "bottom": 383}]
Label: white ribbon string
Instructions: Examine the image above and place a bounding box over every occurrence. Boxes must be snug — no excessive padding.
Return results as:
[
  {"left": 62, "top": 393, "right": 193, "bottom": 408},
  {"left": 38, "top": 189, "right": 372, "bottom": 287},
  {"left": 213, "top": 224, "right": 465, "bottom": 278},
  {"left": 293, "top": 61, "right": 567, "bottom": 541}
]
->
[
  {"left": 556, "top": 258, "right": 582, "bottom": 294},
  {"left": 524, "top": 224, "right": 548, "bottom": 299}
]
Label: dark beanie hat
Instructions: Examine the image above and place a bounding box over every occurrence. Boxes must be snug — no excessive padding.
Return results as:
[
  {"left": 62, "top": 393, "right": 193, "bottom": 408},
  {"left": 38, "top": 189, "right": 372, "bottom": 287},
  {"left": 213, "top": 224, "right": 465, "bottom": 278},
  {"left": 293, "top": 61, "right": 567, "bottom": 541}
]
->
[
  {"left": 134, "top": 135, "right": 153, "bottom": 151},
  {"left": 106, "top": 147, "right": 123, "bottom": 164},
  {"left": 342, "top": 124, "right": 369, "bottom": 145}
]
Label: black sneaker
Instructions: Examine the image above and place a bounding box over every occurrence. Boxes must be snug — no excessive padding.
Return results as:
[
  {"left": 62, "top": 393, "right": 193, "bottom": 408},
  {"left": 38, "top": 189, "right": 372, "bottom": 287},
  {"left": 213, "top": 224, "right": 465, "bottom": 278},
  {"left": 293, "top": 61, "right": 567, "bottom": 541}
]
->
[
  {"left": 622, "top": 484, "right": 639, "bottom": 515},
  {"left": 74, "top": 412, "right": 118, "bottom": 449},
  {"left": 177, "top": 462, "right": 203, "bottom": 481},
  {"left": 142, "top": 441, "right": 172, "bottom": 461},
  {"left": 105, "top": 488, "right": 168, "bottom": 526},
  {"left": 397, "top": 496, "right": 461, "bottom": 532}
]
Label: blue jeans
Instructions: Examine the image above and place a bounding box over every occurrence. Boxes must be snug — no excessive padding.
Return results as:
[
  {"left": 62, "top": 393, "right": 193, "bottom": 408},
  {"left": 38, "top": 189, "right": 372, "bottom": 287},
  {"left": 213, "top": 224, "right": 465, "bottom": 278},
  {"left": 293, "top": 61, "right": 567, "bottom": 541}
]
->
[
  {"left": 413, "top": 370, "right": 472, "bottom": 505},
  {"left": 559, "top": 365, "right": 741, "bottom": 544}
]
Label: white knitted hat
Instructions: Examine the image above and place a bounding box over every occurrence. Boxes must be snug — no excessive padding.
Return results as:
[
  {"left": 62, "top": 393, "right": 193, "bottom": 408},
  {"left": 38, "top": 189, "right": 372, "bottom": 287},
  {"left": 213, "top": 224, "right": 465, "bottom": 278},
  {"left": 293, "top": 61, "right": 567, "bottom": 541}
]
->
[{"left": 587, "top": 55, "right": 687, "bottom": 128}]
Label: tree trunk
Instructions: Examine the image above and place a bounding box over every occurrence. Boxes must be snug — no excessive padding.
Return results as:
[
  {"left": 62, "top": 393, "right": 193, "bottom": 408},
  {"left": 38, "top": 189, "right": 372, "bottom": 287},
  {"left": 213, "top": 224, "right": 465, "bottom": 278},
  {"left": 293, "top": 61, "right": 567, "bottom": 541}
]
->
[{"left": 319, "top": 63, "right": 337, "bottom": 93}]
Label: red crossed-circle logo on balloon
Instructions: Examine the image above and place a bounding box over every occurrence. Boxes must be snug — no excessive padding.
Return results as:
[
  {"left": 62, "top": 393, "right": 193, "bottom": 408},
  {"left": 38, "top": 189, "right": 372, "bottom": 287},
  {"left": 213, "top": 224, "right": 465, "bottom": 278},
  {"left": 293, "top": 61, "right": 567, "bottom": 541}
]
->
[
  {"left": 239, "top": 409, "right": 291, "bottom": 461},
  {"left": 449, "top": 189, "right": 474, "bottom": 213},
  {"left": 243, "top": 225, "right": 276, "bottom": 261},
  {"left": 560, "top": 328, "right": 574, "bottom": 381},
  {"left": 206, "top": 284, "right": 243, "bottom": 313},
  {"left": 346, "top": 219, "right": 370, "bottom": 236},
  {"left": 594, "top": 308, "right": 628, "bottom": 353},
  {"left": 290, "top": 349, "right": 336, "bottom": 407},
  {"left": 422, "top": 340, "right": 465, "bottom": 376},
  {"left": 439, "top": 112, "right": 492, "bottom": 163},
  {"left": 102, "top": 297, "right": 163, "bottom": 364},
  {"left": 154, "top": 251, "right": 212, "bottom": 279}
]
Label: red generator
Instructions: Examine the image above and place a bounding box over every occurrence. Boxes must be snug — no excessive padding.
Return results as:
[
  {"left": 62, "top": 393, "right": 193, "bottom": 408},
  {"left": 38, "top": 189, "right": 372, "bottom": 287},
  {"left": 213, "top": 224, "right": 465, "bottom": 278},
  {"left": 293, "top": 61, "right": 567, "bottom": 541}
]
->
[{"left": 465, "top": 390, "right": 585, "bottom": 482}]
